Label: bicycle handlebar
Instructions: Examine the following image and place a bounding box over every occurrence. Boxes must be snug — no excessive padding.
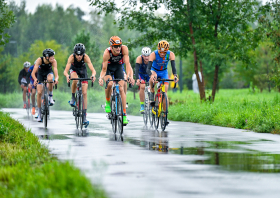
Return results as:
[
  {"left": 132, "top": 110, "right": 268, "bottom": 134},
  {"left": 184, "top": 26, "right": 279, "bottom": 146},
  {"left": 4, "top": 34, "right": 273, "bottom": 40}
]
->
[{"left": 151, "top": 78, "right": 177, "bottom": 89}]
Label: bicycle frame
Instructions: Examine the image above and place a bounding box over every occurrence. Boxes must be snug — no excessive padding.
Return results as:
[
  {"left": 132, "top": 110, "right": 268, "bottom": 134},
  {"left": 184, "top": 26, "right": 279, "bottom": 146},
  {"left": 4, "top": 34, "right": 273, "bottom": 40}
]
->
[{"left": 152, "top": 83, "right": 165, "bottom": 117}]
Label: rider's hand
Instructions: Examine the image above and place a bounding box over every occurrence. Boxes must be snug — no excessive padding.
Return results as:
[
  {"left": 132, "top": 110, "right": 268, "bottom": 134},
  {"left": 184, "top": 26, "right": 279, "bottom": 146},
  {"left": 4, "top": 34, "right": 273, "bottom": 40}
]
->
[
  {"left": 174, "top": 75, "right": 179, "bottom": 83},
  {"left": 128, "top": 77, "right": 135, "bottom": 86},
  {"left": 54, "top": 78, "right": 59, "bottom": 84},
  {"left": 91, "top": 75, "right": 96, "bottom": 82},
  {"left": 34, "top": 79, "right": 38, "bottom": 86},
  {"left": 151, "top": 75, "right": 157, "bottom": 83},
  {"left": 99, "top": 78, "right": 103, "bottom": 86},
  {"left": 20, "top": 84, "right": 25, "bottom": 89},
  {"left": 136, "top": 79, "right": 140, "bottom": 86},
  {"left": 67, "top": 75, "right": 71, "bottom": 83}
]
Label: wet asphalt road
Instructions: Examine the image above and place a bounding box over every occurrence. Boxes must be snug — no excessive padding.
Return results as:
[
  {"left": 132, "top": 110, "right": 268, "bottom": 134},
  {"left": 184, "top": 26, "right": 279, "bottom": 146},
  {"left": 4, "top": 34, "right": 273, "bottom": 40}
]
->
[{"left": 3, "top": 108, "right": 280, "bottom": 198}]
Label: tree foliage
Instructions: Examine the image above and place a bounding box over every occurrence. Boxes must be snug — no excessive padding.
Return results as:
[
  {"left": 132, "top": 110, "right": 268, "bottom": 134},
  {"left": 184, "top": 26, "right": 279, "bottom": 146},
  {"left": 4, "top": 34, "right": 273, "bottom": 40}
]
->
[{"left": 0, "top": 0, "right": 15, "bottom": 45}]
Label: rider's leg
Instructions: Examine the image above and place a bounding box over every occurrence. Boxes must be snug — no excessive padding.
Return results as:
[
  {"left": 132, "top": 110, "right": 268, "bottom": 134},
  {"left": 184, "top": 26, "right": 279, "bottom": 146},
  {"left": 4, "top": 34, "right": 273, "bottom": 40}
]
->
[
  {"left": 104, "top": 75, "right": 113, "bottom": 113},
  {"left": 139, "top": 83, "right": 145, "bottom": 111},
  {"left": 119, "top": 80, "right": 127, "bottom": 113},
  {"left": 82, "top": 82, "right": 89, "bottom": 125},
  {"left": 163, "top": 83, "right": 169, "bottom": 112},
  {"left": 47, "top": 74, "right": 54, "bottom": 105},
  {"left": 31, "top": 88, "right": 36, "bottom": 115},
  {"left": 69, "top": 72, "right": 78, "bottom": 106},
  {"left": 23, "top": 86, "right": 27, "bottom": 107},
  {"left": 36, "top": 84, "right": 43, "bottom": 121},
  {"left": 149, "top": 71, "right": 157, "bottom": 101}
]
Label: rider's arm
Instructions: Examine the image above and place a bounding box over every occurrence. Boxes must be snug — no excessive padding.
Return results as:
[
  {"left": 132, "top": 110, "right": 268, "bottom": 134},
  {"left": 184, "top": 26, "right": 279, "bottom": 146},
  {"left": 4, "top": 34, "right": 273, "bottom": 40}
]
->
[
  {"left": 122, "top": 46, "right": 132, "bottom": 78},
  {"left": 100, "top": 50, "right": 109, "bottom": 79},
  {"left": 135, "top": 56, "right": 142, "bottom": 80},
  {"left": 170, "top": 52, "right": 177, "bottom": 76},
  {"left": 147, "top": 52, "right": 156, "bottom": 76},
  {"left": 52, "top": 59, "right": 59, "bottom": 82},
  {"left": 18, "top": 70, "right": 23, "bottom": 85},
  {"left": 32, "top": 58, "right": 41, "bottom": 82},
  {"left": 64, "top": 55, "right": 73, "bottom": 78},
  {"left": 84, "top": 54, "right": 96, "bottom": 77}
]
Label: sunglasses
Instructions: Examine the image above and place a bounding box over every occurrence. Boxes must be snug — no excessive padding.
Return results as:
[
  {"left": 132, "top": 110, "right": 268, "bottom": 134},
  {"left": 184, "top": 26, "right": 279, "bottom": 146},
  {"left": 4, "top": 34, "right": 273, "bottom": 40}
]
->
[
  {"left": 113, "top": 44, "right": 122, "bottom": 49},
  {"left": 75, "top": 54, "right": 83, "bottom": 57}
]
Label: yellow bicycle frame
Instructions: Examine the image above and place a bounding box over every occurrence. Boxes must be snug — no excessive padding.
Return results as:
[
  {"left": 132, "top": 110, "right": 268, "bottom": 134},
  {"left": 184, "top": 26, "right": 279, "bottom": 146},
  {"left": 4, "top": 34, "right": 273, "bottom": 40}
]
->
[{"left": 152, "top": 83, "right": 166, "bottom": 117}]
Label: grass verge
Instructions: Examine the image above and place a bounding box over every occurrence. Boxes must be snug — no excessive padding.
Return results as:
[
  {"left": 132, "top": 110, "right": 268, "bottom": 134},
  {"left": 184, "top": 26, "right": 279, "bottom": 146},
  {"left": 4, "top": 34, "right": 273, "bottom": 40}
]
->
[{"left": 0, "top": 111, "right": 107, "bottom": 198}]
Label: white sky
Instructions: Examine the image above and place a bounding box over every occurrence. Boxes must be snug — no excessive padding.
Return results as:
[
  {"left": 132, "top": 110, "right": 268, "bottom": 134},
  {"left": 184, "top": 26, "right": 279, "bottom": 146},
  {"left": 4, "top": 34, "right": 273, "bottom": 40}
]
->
[{"left": 7, "top": 0, "right": 271, "bottom": 20}]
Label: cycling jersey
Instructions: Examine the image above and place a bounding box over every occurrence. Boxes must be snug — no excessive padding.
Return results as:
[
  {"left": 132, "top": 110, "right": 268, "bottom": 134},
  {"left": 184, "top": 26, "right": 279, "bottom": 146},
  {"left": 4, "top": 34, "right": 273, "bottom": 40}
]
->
[
  {"left": 18, "top": 69, "right": 30, "bottom": 85},
  {"left": 105, "top": 46, "right": 124, "bottom": 80},
  {"left": 139, "top": 56, "right": 148, "bottom": 74},
  {"left": 28, "top": 65, "right": 37, "bottom": 89},
  {"left": 38, "top": 57, "right": 53, "bottom": 83},
  {"left": 107, "top": 46, "right": 124, "bottom": 65},
  {"left": 151, "top": 50, "right": 170, "bottom": 72},
  {"left": 70, "top": 54, "right": 88, "bottom": 83}
]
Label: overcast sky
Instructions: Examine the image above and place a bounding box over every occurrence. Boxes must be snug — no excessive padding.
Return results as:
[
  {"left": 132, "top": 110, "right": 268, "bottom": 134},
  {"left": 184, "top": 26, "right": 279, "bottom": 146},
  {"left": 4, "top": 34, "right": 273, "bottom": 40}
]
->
[{"left": 7, "top": 0, "right": 271, "bottom": 19}]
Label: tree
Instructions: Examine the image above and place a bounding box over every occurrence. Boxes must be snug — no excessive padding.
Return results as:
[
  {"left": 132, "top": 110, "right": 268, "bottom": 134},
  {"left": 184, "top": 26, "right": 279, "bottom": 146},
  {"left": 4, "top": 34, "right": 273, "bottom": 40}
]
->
[
  {"left": 90, "top": 0, "right": 263, "bottom": 101},
  {"left": 0, "top": 0, "right": 15, "bottom": 45}
]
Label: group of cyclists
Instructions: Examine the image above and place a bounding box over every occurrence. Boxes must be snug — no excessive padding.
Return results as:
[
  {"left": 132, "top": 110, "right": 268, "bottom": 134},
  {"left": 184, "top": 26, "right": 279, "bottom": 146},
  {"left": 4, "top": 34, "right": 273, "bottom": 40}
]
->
[{"left": 18, "top": 36, "right": 179, "bottom": 127}]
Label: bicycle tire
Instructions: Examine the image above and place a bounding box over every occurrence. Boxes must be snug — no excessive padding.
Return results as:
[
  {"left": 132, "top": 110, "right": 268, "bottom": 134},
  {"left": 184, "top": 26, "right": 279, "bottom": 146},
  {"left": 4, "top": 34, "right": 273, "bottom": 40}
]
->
[
  {"left": 80, "top": 95, "right": 83, "bottom": 130},
  {"left": 154, "top": 93, "right": 160, "bottom": 130},
  {"left": 75, "top": 94, "right": 79, "bottom": 129},
  {"left": 117, "top": 95, "right": 123, "bottom": 135},
  {"left": 110, "top": 96, "right": 117, "bottom": 133},
  {"left": 44, "top": 89, "right": 48, "bottom": 128},
  {"left": 160, "top": 93, "right": 168, "bottom": 131},
  {"left": 143, "top": 92, "right": 148, "bottom": 126}
]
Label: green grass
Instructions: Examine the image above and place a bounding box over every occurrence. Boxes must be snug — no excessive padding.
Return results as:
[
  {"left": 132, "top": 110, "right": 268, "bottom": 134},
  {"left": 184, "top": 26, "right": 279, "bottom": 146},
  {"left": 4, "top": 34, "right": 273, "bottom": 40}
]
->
[
  {"left": 168, "top": 89, "right": 280, "bottom": 134},
  {"left": 1, "top": 88, "right": 280, "bottom": 133},
  {"left": 0, "top": 111, "right": 107, "bottom": 198}
]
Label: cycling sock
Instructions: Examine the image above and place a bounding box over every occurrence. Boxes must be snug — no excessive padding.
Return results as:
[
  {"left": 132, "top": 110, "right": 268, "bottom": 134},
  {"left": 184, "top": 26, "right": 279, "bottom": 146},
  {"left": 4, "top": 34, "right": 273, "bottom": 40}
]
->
[
  {"left": 84, "top": 109, "right": 87, "bottom": 115},
  {"left": 38, "top": 108, "right": 41, "bottom": 115},
  {"left": 49, "top": 91, "right": 53, "bottom": 95},
  {"left": 106, "top": 97, "right": 110, "bottom": 102},
  {"left": 72, "top": 93, "right": 75, "bottom": 98},
  {"left": 140, "top": 102, "right": 144, "bottom": 105},
  {"left": 123, "top": 109, "right": 126, "bottom": 114}
]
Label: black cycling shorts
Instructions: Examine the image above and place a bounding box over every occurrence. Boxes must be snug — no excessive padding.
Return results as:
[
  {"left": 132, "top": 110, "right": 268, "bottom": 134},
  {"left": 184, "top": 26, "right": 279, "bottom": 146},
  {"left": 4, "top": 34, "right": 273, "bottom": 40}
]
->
[
  {"left": 70, "top": 64, "right": 88, "bottom": 78},
  {"left": 38, "top": 68, "right": 53, "bottom": 83},
  {"left": 105, "top": 64, "right": 124, "bottom": 80}
]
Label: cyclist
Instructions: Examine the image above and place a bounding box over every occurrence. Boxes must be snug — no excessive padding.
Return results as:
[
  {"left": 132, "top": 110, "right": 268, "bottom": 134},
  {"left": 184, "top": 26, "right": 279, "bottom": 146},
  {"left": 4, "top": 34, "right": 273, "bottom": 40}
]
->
[
  {"left": 135, "top": 47, "right": 152, "bottom": 113},
  {"left": 147, "top": 40, "right": 179, "bottom": 124},
  {"left": 32, "top": 48, "right": 59, "bottom": 122},
  {"left": 18, "top": 61, "right": 31, "bottom": 109},
  {"left": 27, "top": 60, "right": 38, "bottom": 115},
  {"left": 64, "top": 43, "right": 96, "bottom": 127},
  {"left": 99, "top": 36, "right": 134, "bottom": 125}
]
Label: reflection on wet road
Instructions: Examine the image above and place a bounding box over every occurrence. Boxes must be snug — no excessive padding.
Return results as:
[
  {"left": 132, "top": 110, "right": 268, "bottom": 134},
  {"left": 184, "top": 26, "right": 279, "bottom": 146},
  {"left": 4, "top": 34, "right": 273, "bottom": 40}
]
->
[{"left": 4, "top": 108, "right": 280, "bottom": 198}]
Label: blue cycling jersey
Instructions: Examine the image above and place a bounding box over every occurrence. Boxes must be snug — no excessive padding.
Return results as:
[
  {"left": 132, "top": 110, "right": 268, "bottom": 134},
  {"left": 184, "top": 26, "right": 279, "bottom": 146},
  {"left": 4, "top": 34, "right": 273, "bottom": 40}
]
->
[
  {"left": 139, "top": 56, "right": 148, "bottom": 74},
  {"left": 152, "top": 50, "right": 170, "bottom": 71}
]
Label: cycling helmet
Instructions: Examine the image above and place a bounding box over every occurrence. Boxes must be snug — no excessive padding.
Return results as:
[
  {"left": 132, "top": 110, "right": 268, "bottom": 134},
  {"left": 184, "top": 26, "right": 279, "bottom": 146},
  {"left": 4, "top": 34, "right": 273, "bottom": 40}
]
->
[
  {"left": 157, "top": 40, "right": 169, "bottom": 52},
  {"left": 42, "top": 48, "right": 55, "bottom": 57},
  {"left": 141, "top": 47, "right": 151, "bottom": 56},
  {"left": 109, "top": 36, "right": 122, "bottom": 46},
  {"left": 23, "top": 61, "right": 31, "bottom": 68},
  {"left": 74, "top": 43, "right": 86, "bottom": 55}
]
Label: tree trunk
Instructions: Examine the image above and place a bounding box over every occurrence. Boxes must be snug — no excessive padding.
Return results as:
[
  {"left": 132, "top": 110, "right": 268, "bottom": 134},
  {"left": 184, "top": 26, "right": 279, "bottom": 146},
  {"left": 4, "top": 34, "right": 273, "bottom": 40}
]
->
[
  {"left": 211, "top": 65, "right": 219, "bottom": 102},
  {"left": 199, "top": 60, "right": 205, "bottom": 89},
  {"left": 189, "top": 21, "right": 205, "bottom": 101}
]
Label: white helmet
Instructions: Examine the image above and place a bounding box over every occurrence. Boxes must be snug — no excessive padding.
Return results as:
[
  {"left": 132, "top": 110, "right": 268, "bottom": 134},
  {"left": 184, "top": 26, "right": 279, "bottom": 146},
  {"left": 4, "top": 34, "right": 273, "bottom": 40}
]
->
[
  {"left": 23, "top": 61, "right": 31, "bottom": 68},
  {"left": 141, "top": 47, "right": 151, "bottom": 56}
]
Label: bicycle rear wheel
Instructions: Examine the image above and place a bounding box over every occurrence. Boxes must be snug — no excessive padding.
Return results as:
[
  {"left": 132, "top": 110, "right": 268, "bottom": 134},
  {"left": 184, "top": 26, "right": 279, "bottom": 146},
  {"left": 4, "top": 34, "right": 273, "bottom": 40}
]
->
[
  {"left": 160, "top": 93, "right": 168, "bottom": 131},
  {"left": 117, "top": 95, "right": 123, "bottom": 135},
  {"left": 110, "top": 96, "right": 117, "bottom": 133}
]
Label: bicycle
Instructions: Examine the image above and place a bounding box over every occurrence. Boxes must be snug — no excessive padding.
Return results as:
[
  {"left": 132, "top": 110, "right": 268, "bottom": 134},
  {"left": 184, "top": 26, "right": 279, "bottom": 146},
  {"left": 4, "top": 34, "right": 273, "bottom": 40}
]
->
[
  {"left": 151, "top": 78, "right": 176, "bottom": 131},
  {"left": 68, "top": 78, "right": 93, "bottom": 130},
  {"left": 140, "top": 80, "right": 153, "bottom": 127},
  {"left": 105, "top": 79, "right": 126, "bottom": 135},
  {"left": 40, "top": 79, "right": 57, "bottom": 128}
]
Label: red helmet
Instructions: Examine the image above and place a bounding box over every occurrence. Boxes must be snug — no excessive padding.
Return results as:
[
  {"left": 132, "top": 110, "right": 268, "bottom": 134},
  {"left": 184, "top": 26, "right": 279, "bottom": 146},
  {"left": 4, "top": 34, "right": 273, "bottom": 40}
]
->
[{"left": 109, "top": 36, "right": 122, "bottom": 46}]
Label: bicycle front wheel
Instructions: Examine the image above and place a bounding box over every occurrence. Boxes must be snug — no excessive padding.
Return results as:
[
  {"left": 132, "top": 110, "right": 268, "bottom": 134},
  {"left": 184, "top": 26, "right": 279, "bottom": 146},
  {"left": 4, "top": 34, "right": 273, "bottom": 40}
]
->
[
  {"left": 143, "top": 97, "right": 148, "bottom": 126},
  {"left": 79, "top": 95, "right": 84, "bottom": 130},
  {"left": 110, "top": 97, "right": 117, "bottom": 133},
  {"left": 43, "top": 91, "right": 48, "bottom": 128},
  {"left": 116, "top": 95, "right": 123, "bottom": 135},
  {"left": 160, "top": 93, "right": 168, "bottom": 131},
  {"left": 75, "top": 95, "right": 79, "bottom": 129},
  {"left": 154, "top": 94, "right": 160, "bottom": 130}
]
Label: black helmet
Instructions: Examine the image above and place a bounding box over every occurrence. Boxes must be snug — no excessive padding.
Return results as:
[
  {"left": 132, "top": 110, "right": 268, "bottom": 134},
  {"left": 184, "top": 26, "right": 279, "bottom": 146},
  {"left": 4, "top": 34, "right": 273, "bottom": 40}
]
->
[
  {"left": 74, "top": 43, "right": 86, "bottom": 55},
  {"left": 43, "top": 48, "right": 55, "bottom": 57}
]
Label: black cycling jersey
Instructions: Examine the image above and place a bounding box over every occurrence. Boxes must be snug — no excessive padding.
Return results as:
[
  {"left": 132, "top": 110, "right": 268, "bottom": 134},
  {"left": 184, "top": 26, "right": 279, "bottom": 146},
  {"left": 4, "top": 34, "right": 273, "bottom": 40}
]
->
[
  {"left": 18, "top": 69, "right": 30, "bottom": 85},
  {"left": 39, "top": 57, "right": 52, "bottom": 70},
  {"left": 73, "top": 54, "right": 85, "bottom": 67},
  {"left": 107, "top": 47, "right": 124, "bottom": 65}
]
